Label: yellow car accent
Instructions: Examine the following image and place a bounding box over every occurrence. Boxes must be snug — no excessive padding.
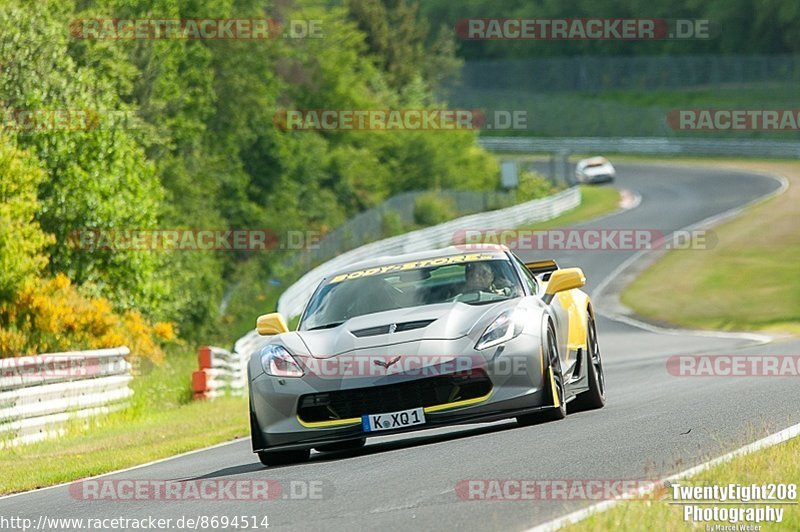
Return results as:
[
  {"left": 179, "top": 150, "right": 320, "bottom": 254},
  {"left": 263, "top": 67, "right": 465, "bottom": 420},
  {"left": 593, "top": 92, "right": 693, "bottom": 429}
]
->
[
  {"left": 329, "top": 253, "right": 497, "bottom": 283},
  {"left": 296, "top": 391, "right": 494, "bottom": 428},
  {"left": 423, "top": 390, "right": 493, "bottom": 413},
  {"left": 524, "top": 259, "right": 559, "bottom": 275},
  {"left": 549, "top": 367, "right": 560, "bottom": 408},
  {"left": 544, "top": 267, "right": 586, "bottom": 297},
  {"left": 256, "top": 312, "right": 289, "bottom": 336},
  {"left": 558, "top": 290, "right": 590, "bottom": 357},
  {"left": 297, "top": 416, "right": 361, "bottom": 429}
]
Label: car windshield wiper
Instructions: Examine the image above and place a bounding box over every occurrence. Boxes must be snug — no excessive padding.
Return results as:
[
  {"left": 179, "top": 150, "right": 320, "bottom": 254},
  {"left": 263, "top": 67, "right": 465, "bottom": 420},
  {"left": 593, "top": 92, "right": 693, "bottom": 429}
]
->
[
  {"left": 467, "top": 299, "right": 510, "bottom": 306},
  {"left": 306, "top": 321, "right": 345, "bottom": 331}
]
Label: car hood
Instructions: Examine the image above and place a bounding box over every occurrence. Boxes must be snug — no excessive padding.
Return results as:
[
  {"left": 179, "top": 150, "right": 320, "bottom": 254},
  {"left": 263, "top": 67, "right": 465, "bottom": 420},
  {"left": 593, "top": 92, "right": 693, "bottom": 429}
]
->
[{"left": 290, "top": 301, "right": 516, "bottom": 359}]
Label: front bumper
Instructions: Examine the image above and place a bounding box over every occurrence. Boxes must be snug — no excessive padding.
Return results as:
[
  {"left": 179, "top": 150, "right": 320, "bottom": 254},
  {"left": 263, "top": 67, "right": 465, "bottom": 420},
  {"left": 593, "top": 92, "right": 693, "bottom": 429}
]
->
[
  {"left": 580, "top": 173, "right": 615, "bottom": 183},
  {"left": 249, "top": 333, "right": 548, "bottom": 452}
]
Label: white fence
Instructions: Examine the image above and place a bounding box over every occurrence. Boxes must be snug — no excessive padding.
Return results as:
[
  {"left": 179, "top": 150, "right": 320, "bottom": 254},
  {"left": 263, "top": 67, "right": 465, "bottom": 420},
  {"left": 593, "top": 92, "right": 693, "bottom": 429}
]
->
[
  {"left": 0, "top": 347, "right": 132, "bottom": 446},
  {"left": 276, "top": 186, "right": 581, "bottom": 319}
]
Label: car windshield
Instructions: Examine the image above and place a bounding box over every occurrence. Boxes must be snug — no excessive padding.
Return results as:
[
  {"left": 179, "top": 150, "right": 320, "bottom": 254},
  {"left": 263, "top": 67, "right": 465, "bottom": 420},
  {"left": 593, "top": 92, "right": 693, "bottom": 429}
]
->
[
  {"left": 300, "top": 258, "right": 523, "bottom": 330},
  {"left": 583, "top": 160, "right": 608, "bottom": 168}
]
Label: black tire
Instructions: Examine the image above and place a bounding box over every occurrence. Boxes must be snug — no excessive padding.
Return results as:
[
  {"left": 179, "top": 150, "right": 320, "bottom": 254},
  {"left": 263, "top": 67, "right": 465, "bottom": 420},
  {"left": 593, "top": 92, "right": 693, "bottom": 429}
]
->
[
  {"left": 570, "top": 313, "right": 606, "bottom": 412},
  {"left": 315, "top": 438, "right": 366, "bottom": 453},
  {"left": 258, "top": 448, "right": 311, "bottom": 467},
  {"left": 517, "top": 322, "right": 566, "bottom": 426}
]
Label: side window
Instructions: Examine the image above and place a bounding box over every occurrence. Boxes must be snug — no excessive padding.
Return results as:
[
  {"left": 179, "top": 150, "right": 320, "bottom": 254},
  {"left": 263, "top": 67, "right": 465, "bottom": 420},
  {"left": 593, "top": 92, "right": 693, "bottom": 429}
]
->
[{"left": 511, "top": 256, "right": 538, "bottom": 295}]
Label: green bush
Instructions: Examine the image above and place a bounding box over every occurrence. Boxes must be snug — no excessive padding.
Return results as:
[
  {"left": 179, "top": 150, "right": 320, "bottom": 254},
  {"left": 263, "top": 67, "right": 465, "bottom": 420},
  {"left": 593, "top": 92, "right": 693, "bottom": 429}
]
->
[
  {"left": 381, "top": 211, "right": 408, "bottom": 237},
  {"left": 517, "top": 171, "right": 559, "bottom": 201},
  {"left": 413, "top": 193, "right": 456, "bottom": 226}
]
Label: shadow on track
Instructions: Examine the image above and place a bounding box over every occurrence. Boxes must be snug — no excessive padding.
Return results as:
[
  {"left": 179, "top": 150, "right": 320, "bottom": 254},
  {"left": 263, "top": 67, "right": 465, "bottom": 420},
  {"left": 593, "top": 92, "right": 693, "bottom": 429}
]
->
[{"left": 187, "top": 419, "right": 523, "bottom": 479}]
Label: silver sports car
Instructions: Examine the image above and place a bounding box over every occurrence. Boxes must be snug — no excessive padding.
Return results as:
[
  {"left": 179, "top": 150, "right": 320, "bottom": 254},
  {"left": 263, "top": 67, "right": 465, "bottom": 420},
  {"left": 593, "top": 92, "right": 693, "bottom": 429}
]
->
[
  {"left": 248, "top": 245, "right": 606, "bottom": 465},
  {"left": 575, "top": 156, "right": 616, "bottom": 184}
]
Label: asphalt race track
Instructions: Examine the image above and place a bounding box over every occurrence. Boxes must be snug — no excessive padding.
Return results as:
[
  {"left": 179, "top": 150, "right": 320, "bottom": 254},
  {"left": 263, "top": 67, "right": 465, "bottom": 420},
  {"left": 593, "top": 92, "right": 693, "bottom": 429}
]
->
[{"left": 3, "top": 162, "right": 799, "bottom": 531}]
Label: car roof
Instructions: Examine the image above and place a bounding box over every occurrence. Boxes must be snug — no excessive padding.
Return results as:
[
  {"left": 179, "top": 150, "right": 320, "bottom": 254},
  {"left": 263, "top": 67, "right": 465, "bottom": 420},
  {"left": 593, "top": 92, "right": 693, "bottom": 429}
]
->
[
  {"left": 579, "top": 156, "right": 609, "bottom": 166},
  {"left": 326, "top": 244, "right": 511, "bottom": 280}
]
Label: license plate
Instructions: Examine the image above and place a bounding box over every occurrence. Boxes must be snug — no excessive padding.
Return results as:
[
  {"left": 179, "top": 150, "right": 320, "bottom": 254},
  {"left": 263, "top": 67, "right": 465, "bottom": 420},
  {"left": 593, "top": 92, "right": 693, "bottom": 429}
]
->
[{"left": 362, "top": 407, "right": 425, "bottom": 432}]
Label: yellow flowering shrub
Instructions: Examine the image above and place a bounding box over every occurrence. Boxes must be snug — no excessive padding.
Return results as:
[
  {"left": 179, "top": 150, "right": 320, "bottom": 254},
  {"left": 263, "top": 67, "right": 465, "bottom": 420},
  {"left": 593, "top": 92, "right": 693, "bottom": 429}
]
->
[{"left": 0, "top": 274, "right": 175, "bottom": 363}]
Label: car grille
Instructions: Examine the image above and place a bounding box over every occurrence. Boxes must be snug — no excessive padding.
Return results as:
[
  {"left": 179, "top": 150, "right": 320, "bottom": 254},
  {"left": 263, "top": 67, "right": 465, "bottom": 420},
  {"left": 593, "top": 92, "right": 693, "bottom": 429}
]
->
[{"left": 297, "top": 369, "right": 492, "bottom": 423}]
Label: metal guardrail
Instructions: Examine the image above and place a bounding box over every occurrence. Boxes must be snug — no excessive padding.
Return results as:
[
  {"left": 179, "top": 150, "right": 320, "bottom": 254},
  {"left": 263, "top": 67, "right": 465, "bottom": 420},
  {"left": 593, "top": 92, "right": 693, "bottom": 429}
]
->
[
  {"left": 455, "top": 55, "right": 800, "bottom": 93},
  {"left": 275, "top": 186, "right": 581, "bottom": 319},
  {"left": 0, "top": 347, "right": 132, "bottom": 446},
  {"left": 283, "top": 189, "right": 521, "bottom": 275},
  {"left": 479, "top": 137, "right": 800, "bottom": 158}
]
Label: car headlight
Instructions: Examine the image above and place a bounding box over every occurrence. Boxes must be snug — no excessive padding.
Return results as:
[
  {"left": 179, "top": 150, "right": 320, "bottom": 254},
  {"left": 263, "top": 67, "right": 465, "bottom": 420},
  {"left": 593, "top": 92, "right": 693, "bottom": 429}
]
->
[
  {"left": 475, "top": 308, "right": 527, "bottom": 350},
  {"left": 260, "top": 345, "right": 304, "bottom": 377}
]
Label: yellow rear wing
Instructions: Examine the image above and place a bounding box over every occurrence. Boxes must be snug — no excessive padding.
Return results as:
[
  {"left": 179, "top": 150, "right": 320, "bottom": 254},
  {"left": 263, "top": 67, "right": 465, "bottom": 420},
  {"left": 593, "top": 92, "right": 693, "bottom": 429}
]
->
[{"left": 524, "top": 259, "right": 559, "bottom": 280}]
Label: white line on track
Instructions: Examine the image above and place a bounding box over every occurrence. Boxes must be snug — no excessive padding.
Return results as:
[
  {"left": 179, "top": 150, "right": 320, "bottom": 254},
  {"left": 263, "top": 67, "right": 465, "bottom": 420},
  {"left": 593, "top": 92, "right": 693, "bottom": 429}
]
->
[
  {"left": 525, "top": 167, "right": 792, "bottom": 530},
  {"left": 526, "top": 420, "right": 800, "bottom": 532},
  {"left": 592, "top": 169, "right": 789, "bottom": 345},
  {"left": 0, "top": 437, "right": 248, "bottom": 501}
]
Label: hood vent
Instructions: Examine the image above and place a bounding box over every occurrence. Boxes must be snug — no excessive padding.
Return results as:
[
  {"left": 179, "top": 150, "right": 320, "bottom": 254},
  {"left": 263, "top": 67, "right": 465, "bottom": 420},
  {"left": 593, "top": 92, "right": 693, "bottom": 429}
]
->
[{"left": 350, "top": 319, "right": 435, "bottom": 338}]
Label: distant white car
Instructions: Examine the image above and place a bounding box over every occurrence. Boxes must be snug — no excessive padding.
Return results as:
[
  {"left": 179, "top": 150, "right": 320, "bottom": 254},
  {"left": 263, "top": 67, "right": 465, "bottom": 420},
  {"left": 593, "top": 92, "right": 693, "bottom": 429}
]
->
[{"left": 575, "top": 157, "right": 616, "bottom": 184}]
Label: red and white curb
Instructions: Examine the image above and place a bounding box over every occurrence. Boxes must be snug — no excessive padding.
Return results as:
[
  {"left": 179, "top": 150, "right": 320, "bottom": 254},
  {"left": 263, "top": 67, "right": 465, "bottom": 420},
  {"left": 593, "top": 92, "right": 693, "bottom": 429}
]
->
[{"left": 618, "top": 189, "right": 641, "bottom": 210}]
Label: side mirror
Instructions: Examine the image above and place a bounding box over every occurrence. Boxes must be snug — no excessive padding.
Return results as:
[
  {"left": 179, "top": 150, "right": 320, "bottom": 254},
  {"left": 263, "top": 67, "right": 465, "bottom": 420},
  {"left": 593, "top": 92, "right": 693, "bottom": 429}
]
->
[
  {"left": 543, "top": 268, "right": 586, "bottom": 304},
  {"left": 256, "top": 313, "right": 289, "bottom": 336}
]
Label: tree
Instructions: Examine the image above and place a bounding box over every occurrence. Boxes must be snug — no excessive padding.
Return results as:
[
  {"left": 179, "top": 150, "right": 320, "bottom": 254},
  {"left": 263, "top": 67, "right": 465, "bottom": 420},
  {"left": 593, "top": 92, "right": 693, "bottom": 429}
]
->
[{"left": 0, "top": 137, "right": 53, "bottom": 299}]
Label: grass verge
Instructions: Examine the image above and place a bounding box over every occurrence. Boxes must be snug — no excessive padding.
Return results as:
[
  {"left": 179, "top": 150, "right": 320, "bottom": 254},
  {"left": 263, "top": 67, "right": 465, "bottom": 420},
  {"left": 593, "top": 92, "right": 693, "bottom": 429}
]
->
[
  {"left": 0, "top": 396, "right": 248, "bottom": 495},
  {"left": 0, "top": 349, "right": 249, "bottom": 496},
  {"left": 564, "top": 434, "right": 800, "bottom": 531},
  {"left": 621, "top": 161, "right": 800, "bottom": 334},
  {"left": 520, "top": 185, "right": 621, "bottom": 231}
]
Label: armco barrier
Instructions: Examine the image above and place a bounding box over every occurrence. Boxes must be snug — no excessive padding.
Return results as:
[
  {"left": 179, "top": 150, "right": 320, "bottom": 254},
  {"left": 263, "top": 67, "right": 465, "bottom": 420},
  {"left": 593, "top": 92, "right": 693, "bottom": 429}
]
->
[
  {"left": 0, "top": 347, "right": 132, "bottom": 446},
  {"left": 283, "top": 189, "right": 521, "bottom": 273},
  {"left": 275, "top": 186, "right": 581, "bottom": 319},
  {"left": 478, "top": 137, "right": 800, "bottom": 158},
  {"left": 192, "top": 346, "right": 247, "bottom": 400}
]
